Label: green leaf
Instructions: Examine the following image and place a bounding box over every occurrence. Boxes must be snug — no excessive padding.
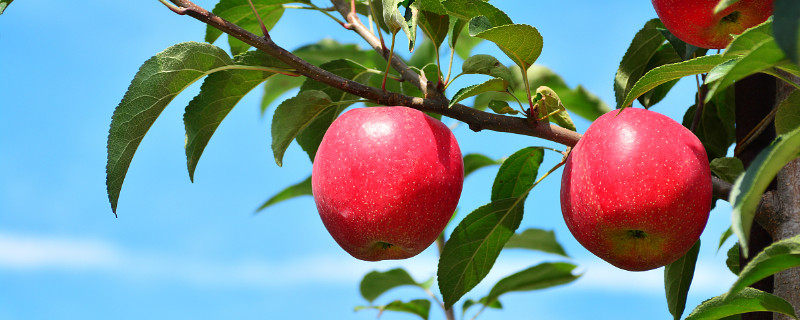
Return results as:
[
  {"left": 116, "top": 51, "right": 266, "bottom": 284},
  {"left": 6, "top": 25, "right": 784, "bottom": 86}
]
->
[
  {"left": 255, "top": 175, "right": 311, "bottom": 212},
  {"left": 360, "top": 268, "right": 421, "bottom": 303},
  {"left": 637, "top": 43, "right": 682, "bottom": 109},
  {"left": 419, "top": 10, "right": 449, "bottom": 49},
  {"left": 293, "top": 38, "right": 385, "bottom": 68},
  {"left": 106, "top": 42, "right": 233, "bottom": 213},
  {"left": 710, "top": 157, "right": 745, "bottom": 183},
  {"left": 185, "top": 51, "right": 290, "bottom": 180},
  {"left": 462, "top": 298, "right": 502, "bottom": 315},
  {"left": 487, "top": 100, "right": 519, "bottom": 115},
  {"left": 713, "top": 0, "right": 741, "bottom": 14},
  {"left": 726, "top": 242, "right": 740, "bottom": 275},
  {"left": 504, "top": 228, "right": 569, "bottom": 257},
  {"left": 705, "top": 27, "right": 786, "bottom": 102},
  {"left": 726, "top": 234, "right": 800, "bottom": 298},
  {"left": 419, "top": 0, "right": 446, "bottom": 14},
  {"left": 533, "top": 86, "right": 576, "bottom": 131},
  {"left": 295, "top": 59, "right": 373, "bottom": 162},
  {"left": 260, "top": 76, "right": 303, "bottom": 114},
  {"left": 270, "top": 90, "right": 333, "bottom": 166},
  {"left": 730, "top": 128, "right": 800, "bottom": 255},
  {"left": 774, "top": 0, "right": 800, "bottom": 65},
  {"left": 490, "top": 147, "right": 544, "bottom": 201},
  {"left": 461, "top": 54, "right": 514, "bottom": 84},
  {"left": 441, "top": 0, "right": 512, "bottom": 28},
  {"left": 525, "top": 66, "right": 610, "bottom": 121},
  {"left": 484, "top": 262, "right": 580, "bottom": 305},
  {"left": 620, "top": 54, "right": 727, "bottom": 109},
  {"left": 470, "top": 22, "right": 543, "bottom": 72},
  {"left": 355, "top": 299, "right": 431, "bottom": 320},
  {"left": 382, "top": 0, "right": 420, "bottom": 51},
  {"left": 664, "top": 240, "right": 701, "bottom": 320},
  {"left": 681, "top": 87, "right": 737, "bottom": 160},
  {"left": 0, "top": 0, "right": 12, "bottom": 14},
  {"left": 719, "top": 227, "right": 734, "bottom": 251},
  {"left": 463, "top": 153, "right": 501, "bottom": 178},
  {"left": 724, "top": 21, "right": 774, "bottom": 57},
  {"left": 438, "top": 197, "right": 526, "bottom": 309},
  {"left": 658, "top": 28, "right": 707, "bottom": 62},
  {"left": 614, "top": 19, "right": 666, "bottom": 108},
  {"left": 448, "top": 18, "right": 484, "bottom": 60},
  {"left": 776, "top": 89, "right": 800, "bottom": 135},
  {"left": 206, "top": 0, "right": 297, "bottom": 54},
  {"left": 449, "top": 78, "right": 509, "bottom": 107},
  {"left": 685, "top": 287, "right": 799, "bottom": 320}
]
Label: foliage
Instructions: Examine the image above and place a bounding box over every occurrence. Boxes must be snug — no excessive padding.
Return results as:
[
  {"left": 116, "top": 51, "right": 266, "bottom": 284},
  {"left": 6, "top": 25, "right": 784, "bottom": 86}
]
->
[{"left": 105, "top": 0, "right": 800, "bottom": 319}]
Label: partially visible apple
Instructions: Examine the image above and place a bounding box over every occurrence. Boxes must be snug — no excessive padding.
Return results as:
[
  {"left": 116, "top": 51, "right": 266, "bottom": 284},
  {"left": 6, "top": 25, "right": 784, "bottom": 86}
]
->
[
  {"left": 312, "top": 106, "right": 463, "bottom": 261},
  {"left": 652, "top": 0, "right": 774, "bottom": 49},
  {"left": 560, "top": 108, "right": 712, "bottom": 271}
]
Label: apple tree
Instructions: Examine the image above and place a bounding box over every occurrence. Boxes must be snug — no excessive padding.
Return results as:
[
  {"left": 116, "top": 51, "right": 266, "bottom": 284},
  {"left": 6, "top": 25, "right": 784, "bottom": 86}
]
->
[{"left": 3, "top": 0, "right": 790, "bottom": 318}]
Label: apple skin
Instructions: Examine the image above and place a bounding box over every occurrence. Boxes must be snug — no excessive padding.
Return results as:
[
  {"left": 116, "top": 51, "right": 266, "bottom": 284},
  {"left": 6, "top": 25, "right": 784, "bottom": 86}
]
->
[
  {"left": 560, "top": 108, "right": 712, "bottom": 271},
  {"left": 312, "top": 106, "right": 463, "bottom": 261},
  {"left": 652, "top": 0, "right": 773, "bottom": 49}
]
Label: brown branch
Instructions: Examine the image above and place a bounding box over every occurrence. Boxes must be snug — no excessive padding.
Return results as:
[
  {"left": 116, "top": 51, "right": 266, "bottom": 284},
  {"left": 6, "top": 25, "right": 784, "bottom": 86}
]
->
[{"left": 165, "top": 0, "right": 582, "bottom": 147}]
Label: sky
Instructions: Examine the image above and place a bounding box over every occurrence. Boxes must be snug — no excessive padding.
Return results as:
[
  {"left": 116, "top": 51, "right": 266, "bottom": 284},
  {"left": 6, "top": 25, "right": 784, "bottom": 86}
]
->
[{"left": 0, "top": 1, "right": 738, "bottom": 319}]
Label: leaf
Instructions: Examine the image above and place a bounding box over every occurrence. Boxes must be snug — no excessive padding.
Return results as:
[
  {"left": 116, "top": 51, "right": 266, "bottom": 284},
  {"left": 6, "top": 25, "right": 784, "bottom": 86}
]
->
[
  {"left": 776, "top": 89, "right": 800, "bottom": 135},
  {"left": 0, "top": 0, "right": 12, "bottom": 14},
  {"left": 487, "top": 100, "right": 519, "bottom": 115},
  {"left": 637, "top": 43, "right": 682, "bottom": 109},
  {"left": 419, "top": 10, "right": 449, "bottom": 49},
  {"left": 681, "top": 87, "right": 737, "bottom": 160},
  {"left": 462, "top": 298, "right": 501, "bottom": 315},
  {"left": 382, "top": 0, "right": 420, "bottom": 51},
  {"left": 360, "top": 268, "right": 421, "bottom": 303},
  {"left": 449, "top": 78, "right": 509, "bottom": 107},
  {"left": 685, "top": 287, "right": 798, "bottom": 320},
  {"left": 726, "top": 242, "right": 740, "bottom": 275},
  {"left": 490, "top": 147, "right": 544, "bottom": 201},
  {"left": 419, "top": 0, "right": 446, "bottom": 14},
  {"left": 730, "top": 127, "right": 800, "bottom": 255},
  {"left": 533, "top": 86, "right": 576, "bottom": 131},
  {"left": 719, "top": 227, "right": 734, "bottom": 251},
  {"left": 270, "top": 90, "right": 333, "bottom": 166},
  {"left": 463, "top": 153, "right": 501, "bottom": 178},
  {"left": 448, "top": 18, "right": 483, "bottom": 60},
  {"left": 255, "top": 175, "right": 311, "bottom": 212},
  {"left": 355, "top": 299, "right": 431, "bottom": 320},
  {"left": 658, "top": 28, "right": 707, "bottom": 62},
  {"left": 726, "top": 234, "right": 800, "bottom": 299},
  {"left": 441, "top": 0, "right": 512, "bottom": 28},
  {"left": 705, "top": 27, "right": 786, "bottom": 102},
  {"left": 620, "top": 54, "right": 727, "bottom": 109},
  {"left": 293, "top": 38, "right": 385, "bottom": 69},
  {"left": 504, "top": 228, "right": 569, "bottom": 257},
  {"left": 295, "top": 59, "right": 373, "bottom": 162},
  {"left": 724, "top": 21, "right": 774, "bottom": 57},
  {"left": 470, "top": 22, "right": 543, "bottom": 72},
  {"left": 184, "top": 51, "right": 290, "bottom": 180},
  {"left": 713, "top": 0, "right": 741, "bottom": 14},
  {"left": 710, "top": 157, "right": 745, "bottom": 183},
  {"left": 437, "top": 197, "right": 526, "bottom": 309},
  {"left": 614, "top": 19, "right": 666, "bottom": 108},
  {"left": 774, "top": 0, "right": 800, "bottom": 65},
  {"left": 206, "top": 0, "right": 297, "bottom": 54},
  {"left": 484, "top": 262, "right": 580, "bottom": 305},
  {"left": 664, "top": 240, "right": 701, "bottom": 320},
  {"left": 525, "top": 66, "right": 610, "bottom": 120},
  {"left": 106, "top": 42, "right": 233, "bottom": 213},
  {"left": 461, "top": 54, "right": 513, "bottom": 84}
]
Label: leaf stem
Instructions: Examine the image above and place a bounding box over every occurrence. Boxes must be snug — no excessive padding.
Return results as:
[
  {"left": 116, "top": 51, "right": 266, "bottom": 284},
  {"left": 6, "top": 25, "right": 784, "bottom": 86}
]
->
[
  {"left": 382, "top": 32, "right": 398, "bottom": 91},
  {"left": 246, "top": 0, "right": 270, "bottom": 38}
]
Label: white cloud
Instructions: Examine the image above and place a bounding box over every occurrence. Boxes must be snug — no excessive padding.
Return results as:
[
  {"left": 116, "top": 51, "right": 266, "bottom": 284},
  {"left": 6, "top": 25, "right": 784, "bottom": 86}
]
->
[{"left": 0, "top": 231, "right": 735, "bottom": 297}]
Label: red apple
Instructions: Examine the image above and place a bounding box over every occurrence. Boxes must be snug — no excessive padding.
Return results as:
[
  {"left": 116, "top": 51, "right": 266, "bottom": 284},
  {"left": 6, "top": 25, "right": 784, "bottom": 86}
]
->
[
  {"left": 652, "top": 0, "right": 774, "bottom": 49},
  {"left": 560, "top": 108, "right": 712, "bottom": 271},
  {"left": 312, "top": 106, "right": 464, "bottom": 261}
]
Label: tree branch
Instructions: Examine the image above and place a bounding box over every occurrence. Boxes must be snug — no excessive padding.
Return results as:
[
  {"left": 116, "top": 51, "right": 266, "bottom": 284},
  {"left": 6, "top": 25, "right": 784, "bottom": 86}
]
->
[{"left": 164, "top": 0, "right": 582, "bottom": 147}]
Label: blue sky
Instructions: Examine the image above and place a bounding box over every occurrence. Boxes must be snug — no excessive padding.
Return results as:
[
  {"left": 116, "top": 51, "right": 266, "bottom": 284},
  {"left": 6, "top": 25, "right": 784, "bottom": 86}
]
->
[{"left": 1, "top": 1, "right": 738, "bottom": 319}]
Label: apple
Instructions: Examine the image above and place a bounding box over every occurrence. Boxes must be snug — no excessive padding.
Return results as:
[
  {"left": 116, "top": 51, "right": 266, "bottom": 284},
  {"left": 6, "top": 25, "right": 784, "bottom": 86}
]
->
[
  {"left": 312, "top": 106, "right": 464, "bottom": 261},
  {"left": 651, "top": 0, "right": 774, "bottom": 49},
  {"left": 560, "top": 108, "right": 712, "bottom": 271}
]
